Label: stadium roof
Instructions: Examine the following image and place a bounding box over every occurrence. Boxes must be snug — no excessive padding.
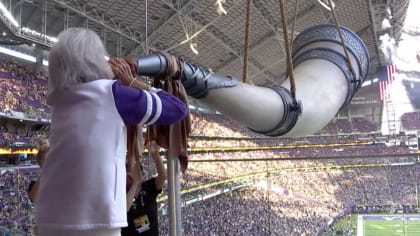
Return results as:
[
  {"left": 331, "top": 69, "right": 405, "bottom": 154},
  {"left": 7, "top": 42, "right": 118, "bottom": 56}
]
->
[{"left": 0, "top": 0, "right": 410, "bottom": 92}]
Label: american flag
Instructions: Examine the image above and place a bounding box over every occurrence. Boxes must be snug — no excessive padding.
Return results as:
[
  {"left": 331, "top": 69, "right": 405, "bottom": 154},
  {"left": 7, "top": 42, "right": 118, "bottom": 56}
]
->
[{"left": 378, "top": 64, "right": 397, "bottom": 101}]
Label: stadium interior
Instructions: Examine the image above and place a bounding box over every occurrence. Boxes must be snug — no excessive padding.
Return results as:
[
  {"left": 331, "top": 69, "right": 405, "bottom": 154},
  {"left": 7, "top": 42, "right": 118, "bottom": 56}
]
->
[{"left": 0, "top": 0, "right": 420, "bottom": 235}]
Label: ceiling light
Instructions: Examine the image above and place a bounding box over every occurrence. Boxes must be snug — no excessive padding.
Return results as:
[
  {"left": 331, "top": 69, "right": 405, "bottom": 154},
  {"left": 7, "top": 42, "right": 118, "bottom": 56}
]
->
[
  {"left": 0, "top": 46, "right": 36, "bottom": 63},
  {"left": 21, "top": 27, "right": 58, "bottom": 43}
]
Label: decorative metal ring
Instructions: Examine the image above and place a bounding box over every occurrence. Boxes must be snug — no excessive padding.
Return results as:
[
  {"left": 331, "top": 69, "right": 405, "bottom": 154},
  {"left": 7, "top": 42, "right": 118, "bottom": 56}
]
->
[
  {"left": 292, "top": 24, "right": 369, "bottom": 81},
  {"left": 249, "top": 86, "right": 302, "bottom": 137}
]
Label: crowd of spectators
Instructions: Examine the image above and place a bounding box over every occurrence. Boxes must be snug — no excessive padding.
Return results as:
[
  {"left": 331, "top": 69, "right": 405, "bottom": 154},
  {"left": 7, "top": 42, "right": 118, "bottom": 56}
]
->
[
  {"left": 156, "top": 161, "right": 420, "bottom": 235},
  {"left": 0, "top": 142, "right": 417, "bottom": 235},
  {"left": 401, "top": 111, "right": 420, "bottom": 130},
  {"left": 287, "top": 144, "right": 410, "bottom": 158},
  {"left": 0, "top": 168, "right": 39, "bottom": 235},
  {"left": 0, "top": 59, "right": 50, "bottom": 120},
  {"left": 402, "top": 80, "right": 420, "bottom": 109},
  {"left": 303, "top": 117, "right": 378, "bottom": 135},
  {"left": 190, "top": 112, "right": 379, "bottom": 138},
  {"left": 159, "top": 188, "right": 332, "bottom": 236},
  {"left": 189, "top": 133, "right": 382, "bottom": 150},
  {"left": 387, "top": 165, "right": 416, "bottom": 205},
  {"left": 0, "top": 59, "right": 418, "bottom": 235},
  {"left": 0, "top": 123, "right": 48, "bottom": 147},
  {"left": 190, "top": 112, "right": 258, "bottom": 138}
]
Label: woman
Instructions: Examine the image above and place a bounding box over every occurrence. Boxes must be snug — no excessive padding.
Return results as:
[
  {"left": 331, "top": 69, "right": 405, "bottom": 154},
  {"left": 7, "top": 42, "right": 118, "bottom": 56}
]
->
[{"left": 36, "top": 28, "right": 187, "bottom": 236}]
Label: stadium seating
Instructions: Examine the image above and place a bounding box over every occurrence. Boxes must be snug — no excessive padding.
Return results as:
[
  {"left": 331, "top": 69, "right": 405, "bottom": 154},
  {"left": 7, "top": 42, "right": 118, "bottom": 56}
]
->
[
  {"left": 0, "top": 59, "right": 50, "bottom": 120},
  {"left": 401, "top": 112, "right": 420, "bottom": 130},
  {"left": 402, "top": 80, "right": 420, "bottom": 109},
  {"left": 0, "top": 58, "right": 418, "bottom": 235},
  {"left": 191, "top": 111, "right": 379, "bottom": 138},
  {"left": 0, "top": 168, "right": 38, "bottom": 234}
]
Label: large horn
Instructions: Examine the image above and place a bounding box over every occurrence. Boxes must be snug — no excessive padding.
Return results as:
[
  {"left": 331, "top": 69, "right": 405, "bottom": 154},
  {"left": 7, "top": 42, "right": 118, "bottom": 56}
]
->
[{"left": 136, "top": 24, "right": 369, "bottom": 137}]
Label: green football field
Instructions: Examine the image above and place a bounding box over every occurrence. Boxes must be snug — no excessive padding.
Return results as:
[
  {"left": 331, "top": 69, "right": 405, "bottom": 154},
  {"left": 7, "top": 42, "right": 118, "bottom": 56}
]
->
[{"left": 359, "top": 215, "right": 420, "bottom": 236}]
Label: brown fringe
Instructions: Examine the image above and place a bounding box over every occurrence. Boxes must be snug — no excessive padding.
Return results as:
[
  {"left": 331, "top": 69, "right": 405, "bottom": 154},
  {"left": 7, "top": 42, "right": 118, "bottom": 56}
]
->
[{"left": 144, "top": 52, "right": 191, "bottom": 173}]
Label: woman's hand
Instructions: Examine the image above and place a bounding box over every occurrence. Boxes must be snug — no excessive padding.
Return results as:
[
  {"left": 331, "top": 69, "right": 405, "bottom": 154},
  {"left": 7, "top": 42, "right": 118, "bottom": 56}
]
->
[
  {"left": 108, "top": 58, "right": 136, "bottom": 86},
  {"left": 109, "top": 57, "right": 151, "bottom": 90}
]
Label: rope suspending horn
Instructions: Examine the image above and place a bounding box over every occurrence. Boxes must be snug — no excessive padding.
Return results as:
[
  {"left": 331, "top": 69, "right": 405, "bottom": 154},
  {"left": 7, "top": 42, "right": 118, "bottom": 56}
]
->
[
  {"left": 242, "top": 0, "right": 252, "bottom": 83},
  {"left": 278, "top": 0, "right": 296, "bottom": 99},
  {"left": 327, "top": 0, "right": 357, "bottom": 81},
  {"left": 277, "top": 0, "right": 302, "bottom": 131},
  {"left": 286, "top": 0, "right": 299, "bottom": 79},
  {"left": 289, "top": 0, "right": 299, "bottom": 56}
]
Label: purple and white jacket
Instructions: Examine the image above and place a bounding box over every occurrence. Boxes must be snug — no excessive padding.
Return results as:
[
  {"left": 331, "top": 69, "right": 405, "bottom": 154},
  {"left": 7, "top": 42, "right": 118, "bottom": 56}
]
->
[{"left": 36, "top": 79, "right": 186, "bottom": 230}]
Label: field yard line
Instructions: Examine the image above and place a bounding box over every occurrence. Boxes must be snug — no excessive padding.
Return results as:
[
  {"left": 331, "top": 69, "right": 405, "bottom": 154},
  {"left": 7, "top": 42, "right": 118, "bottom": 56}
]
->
[{"left": 357, "top": 215, "right": 364, "bottom": 236}]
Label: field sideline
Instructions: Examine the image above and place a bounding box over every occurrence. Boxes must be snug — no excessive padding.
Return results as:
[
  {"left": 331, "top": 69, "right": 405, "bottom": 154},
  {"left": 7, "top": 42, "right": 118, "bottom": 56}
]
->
[{"left": 357, "top": 215, "right": 420, "bottom": 236}]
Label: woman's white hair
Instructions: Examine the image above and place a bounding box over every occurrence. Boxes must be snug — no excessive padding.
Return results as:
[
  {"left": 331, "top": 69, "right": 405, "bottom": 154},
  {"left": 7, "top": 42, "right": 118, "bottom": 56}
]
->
[{"left": 47, "top": 27, "right": 114, "bottom": 100}]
